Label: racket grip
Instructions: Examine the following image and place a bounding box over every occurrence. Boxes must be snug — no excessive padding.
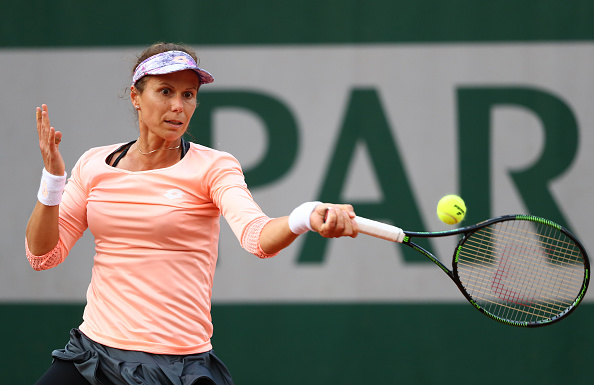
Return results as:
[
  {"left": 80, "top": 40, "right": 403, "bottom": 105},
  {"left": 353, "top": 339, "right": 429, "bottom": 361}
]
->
[{"left": 354, "top": 216, "right": 405, "bottom": 243}]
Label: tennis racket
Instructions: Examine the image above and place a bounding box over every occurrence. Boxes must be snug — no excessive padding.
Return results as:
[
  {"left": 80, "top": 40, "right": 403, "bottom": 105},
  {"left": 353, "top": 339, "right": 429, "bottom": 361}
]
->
[{"left": 355, "top": 214, "right": 590, "bottom": 327}]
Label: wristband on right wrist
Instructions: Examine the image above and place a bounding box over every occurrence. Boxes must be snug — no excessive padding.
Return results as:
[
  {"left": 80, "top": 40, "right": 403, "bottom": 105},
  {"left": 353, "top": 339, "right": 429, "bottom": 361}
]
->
[{"left": 288, "top": 201, "right": 321, "bottom": 234}]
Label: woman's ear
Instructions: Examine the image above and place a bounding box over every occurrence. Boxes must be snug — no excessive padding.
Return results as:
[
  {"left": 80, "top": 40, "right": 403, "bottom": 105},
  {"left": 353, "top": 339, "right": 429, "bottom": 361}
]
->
[{"left": 130, "top": 86, "right": 140, "bottom": 110}]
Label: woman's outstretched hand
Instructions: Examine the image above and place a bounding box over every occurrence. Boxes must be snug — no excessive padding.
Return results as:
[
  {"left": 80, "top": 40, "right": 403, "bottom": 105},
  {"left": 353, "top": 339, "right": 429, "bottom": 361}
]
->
[{"left": 36, "top": 104, "right": 65, "bottom": 176}]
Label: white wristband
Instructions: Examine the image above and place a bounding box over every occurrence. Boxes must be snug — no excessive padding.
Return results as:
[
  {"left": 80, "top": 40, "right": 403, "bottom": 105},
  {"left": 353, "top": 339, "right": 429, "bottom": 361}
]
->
[
  {"left": 37, "top": 168, "right": 67, "bottom": 206},
  {"left": 288, "top": 201, "right": 321, "bottom": 234}
]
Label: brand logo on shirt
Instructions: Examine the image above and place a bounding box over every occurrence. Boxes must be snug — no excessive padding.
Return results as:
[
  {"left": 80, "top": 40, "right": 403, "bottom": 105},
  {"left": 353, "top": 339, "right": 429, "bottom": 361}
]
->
[{"left": 164, "top": 189, "right": 184, "bottom": 200}]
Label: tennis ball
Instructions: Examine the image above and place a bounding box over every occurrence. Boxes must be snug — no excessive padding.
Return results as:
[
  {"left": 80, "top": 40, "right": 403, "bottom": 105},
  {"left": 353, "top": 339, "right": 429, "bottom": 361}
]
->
[{"left": 437, "top": 195, "right": 466, "bottom": 225}]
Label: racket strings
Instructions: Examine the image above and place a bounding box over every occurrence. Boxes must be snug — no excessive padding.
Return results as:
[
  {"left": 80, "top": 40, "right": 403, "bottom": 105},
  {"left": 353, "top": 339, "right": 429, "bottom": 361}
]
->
[
  {"left": 455, "top": 220, "right": 586, "bottom": 324},
  {"left": 463, "top": 225, "right": 582, "bottom": 266},
  {"left": 460, "top": 227, "right": 582, "bottom": 309},
  {"left": 458, "top": 252, "right": 580, "bottom": 300},
  {"left": 461, "top": 224, "right": 583, "bottom": 320},
  {"left": 460, "top": 225, "right": 583, "bottom": 290},
  {"left": 460, "top": 236, "right": 582, "bottom": 296}
]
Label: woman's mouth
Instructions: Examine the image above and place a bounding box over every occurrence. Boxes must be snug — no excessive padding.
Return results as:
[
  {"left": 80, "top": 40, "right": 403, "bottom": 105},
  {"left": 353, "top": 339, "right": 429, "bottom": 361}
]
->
[{"left": 165, "top": 120, "right": 184, "bottom": 126}]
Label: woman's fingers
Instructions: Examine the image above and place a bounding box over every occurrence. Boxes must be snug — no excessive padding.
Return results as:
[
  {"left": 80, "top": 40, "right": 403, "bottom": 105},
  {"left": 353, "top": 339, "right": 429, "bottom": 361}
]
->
[
  {"left": 35, "top": 104, "right": 66, "bottom": 175},
  {"left": 37, "top": 105, "right": 59, "bottom": 147},
  {"left": 318, "top": 204, "right": 358, "bottom": 238},
  {"left": 37, "top": 105, "right": 51, "bottom": 144},
  {"left": 54, "top": 131, "right": 62, "bottom": 145},
  {"left": 36, "top": 107, "right": 41, "bottom": 132}
]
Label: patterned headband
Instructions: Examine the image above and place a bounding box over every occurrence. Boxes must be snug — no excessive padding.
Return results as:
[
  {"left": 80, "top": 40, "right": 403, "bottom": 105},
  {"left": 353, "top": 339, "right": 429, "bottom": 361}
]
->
[{"left": 132, "top": 50, "right": 214, "bottom": 85}]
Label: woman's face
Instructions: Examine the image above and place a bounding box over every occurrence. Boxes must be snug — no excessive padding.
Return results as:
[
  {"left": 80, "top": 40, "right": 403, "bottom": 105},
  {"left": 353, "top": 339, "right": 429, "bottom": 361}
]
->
[{"left": 132, "top": 70, "right": 201, "bottom": 141}]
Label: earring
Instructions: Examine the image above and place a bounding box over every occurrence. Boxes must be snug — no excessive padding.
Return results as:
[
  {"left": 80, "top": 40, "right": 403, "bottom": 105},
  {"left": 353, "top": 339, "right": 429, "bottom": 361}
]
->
[{"left": 135, "top": 105, "right": 140, "bottom": 110}]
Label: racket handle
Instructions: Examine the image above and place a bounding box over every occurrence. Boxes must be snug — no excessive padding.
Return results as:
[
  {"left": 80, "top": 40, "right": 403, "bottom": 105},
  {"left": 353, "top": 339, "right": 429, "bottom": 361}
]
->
[{"left": 354, "top": 216, "right": 405, "bottom": 243}]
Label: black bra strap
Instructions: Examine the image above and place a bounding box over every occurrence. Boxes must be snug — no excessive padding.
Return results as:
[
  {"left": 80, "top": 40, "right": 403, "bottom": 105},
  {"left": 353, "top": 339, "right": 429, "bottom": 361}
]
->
[
  {"left": 181, "top": 138, "right": 190, "bottom": 157},
  {"left": 106, "top": 140, "right": 135, "bottom": 167}
]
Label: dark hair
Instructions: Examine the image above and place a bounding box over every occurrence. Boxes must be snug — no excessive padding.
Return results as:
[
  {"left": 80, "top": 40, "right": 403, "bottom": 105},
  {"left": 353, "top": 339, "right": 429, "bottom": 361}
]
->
[{"left": 132, "top": 42, "right": 199, "bottom": 93}]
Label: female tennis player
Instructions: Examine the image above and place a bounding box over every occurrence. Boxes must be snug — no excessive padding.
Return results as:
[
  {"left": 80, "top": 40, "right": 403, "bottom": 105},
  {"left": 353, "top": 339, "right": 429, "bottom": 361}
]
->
[{"left": 26, "top": 42, "right": 358, "bottom": 385}]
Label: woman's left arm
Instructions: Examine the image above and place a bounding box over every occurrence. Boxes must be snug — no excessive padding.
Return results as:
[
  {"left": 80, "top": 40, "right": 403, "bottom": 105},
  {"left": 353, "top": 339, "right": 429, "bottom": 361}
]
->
[{"left": 259, "top": 203, "right": 358, "bottom": 255}]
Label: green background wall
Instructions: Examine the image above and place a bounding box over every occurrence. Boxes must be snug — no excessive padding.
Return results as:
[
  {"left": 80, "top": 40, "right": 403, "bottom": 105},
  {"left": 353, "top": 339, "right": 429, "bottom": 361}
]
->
[
  {"left": 2, "top": 0, "right": 594, "bottom": 46},
  {"left": 2, "top": 1, "right": 594, "bottom": 384}
]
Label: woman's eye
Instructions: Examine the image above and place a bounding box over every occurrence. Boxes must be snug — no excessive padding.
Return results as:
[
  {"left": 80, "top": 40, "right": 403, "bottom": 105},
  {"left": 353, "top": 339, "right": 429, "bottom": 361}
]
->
[
  {"left": 161, "top": 88, "right": 171, "bottom": 96},
  {"left": 183, "top": 91, "right": 194, "bottom": 98}
]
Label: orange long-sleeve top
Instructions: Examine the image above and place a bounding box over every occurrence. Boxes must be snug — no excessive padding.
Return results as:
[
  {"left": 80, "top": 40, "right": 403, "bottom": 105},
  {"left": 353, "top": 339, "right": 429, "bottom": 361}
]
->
[{"left": 27, "top": 142, "right": 275, "bottom": 355}]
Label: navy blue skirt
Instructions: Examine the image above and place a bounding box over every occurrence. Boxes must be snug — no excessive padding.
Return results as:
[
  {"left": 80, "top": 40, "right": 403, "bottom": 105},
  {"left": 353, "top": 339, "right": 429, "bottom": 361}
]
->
[{"left": 51, "top": 329, "right": 234, "bottom": 385}]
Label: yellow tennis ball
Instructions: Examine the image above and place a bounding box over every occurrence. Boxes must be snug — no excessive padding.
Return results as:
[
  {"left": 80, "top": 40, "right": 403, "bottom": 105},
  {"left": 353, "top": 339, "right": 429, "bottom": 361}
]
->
[{"left": 437, "top": 195, "right": 466, "bottom": 225}]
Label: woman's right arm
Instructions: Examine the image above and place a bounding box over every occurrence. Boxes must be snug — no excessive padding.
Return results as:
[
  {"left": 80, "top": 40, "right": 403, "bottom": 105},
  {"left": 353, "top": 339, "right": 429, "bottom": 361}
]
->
[{"left": 25, "top": 104, "right": 65, "bottom": 256}]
